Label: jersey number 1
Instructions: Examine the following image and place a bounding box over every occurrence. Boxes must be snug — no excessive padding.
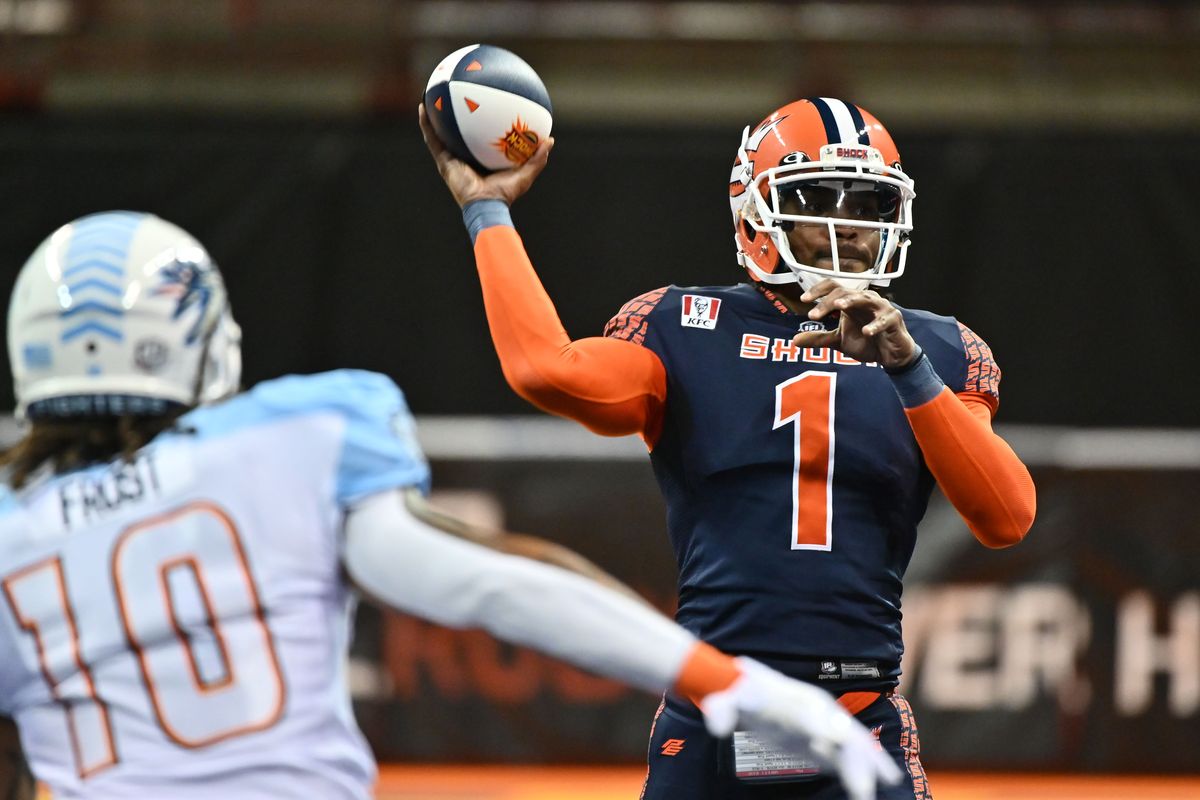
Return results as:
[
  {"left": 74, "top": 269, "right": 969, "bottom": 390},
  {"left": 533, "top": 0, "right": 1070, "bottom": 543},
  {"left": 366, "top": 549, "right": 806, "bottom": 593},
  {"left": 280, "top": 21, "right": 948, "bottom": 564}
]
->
[{"left": 773, "top": 372, "right": 836, "bottom": 550}]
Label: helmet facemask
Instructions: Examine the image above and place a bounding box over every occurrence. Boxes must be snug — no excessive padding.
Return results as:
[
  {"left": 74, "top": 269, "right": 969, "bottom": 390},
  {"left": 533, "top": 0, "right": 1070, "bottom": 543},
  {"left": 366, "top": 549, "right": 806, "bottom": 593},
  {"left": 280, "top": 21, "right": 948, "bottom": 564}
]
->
[
  {"left": 730, "top": 106, "right": 917, "bottom": 294},
  {"left": 741, "top": 146, "right": 914, "bottom": 292}
]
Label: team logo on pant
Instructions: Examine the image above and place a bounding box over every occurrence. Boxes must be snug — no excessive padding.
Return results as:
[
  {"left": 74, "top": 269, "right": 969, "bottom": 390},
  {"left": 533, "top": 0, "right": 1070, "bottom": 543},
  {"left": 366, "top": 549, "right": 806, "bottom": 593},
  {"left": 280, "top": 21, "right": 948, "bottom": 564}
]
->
[
  {"left": 660, "top": 738, "right": 686, "bottom": 756},
  {"left": 681, "top": 295, "right": 721, "bottom": 330}
]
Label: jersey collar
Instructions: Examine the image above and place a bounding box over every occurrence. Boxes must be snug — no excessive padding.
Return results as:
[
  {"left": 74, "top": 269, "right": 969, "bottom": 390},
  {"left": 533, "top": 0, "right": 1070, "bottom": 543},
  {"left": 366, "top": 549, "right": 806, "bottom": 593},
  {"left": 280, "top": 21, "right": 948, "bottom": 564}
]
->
[{"left": 752, "top": 282, "right": 796, "bottom": 316}]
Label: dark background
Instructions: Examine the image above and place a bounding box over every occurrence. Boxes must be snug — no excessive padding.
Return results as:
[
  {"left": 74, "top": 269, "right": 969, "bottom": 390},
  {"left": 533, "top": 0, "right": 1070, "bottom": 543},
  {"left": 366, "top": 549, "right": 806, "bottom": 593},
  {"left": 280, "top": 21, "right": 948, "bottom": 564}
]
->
[
  {"left": 1, "top": 114, "right": 1196, "bottom": 427},
  {"left": 2, "top": 0, "right": 1199, "bottom": 778}
]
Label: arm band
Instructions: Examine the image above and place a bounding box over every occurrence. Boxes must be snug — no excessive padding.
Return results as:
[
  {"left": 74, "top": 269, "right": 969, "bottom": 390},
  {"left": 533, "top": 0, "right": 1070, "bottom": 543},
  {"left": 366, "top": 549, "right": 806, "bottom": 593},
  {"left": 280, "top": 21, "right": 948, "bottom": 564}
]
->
[
  {"left": 463, "top": 199, "right": 514, "bottom": 245},
  {"left": 886, "top": 346, "right": 945, "bottom": 409}
]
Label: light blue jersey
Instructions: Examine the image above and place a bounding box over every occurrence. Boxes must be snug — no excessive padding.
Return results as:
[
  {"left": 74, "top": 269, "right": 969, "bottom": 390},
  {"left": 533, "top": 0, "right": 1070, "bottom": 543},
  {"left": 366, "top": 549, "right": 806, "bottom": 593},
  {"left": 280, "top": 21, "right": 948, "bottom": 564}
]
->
[{"left": 0, "top": 370, "right": 427, "bottom": 799}]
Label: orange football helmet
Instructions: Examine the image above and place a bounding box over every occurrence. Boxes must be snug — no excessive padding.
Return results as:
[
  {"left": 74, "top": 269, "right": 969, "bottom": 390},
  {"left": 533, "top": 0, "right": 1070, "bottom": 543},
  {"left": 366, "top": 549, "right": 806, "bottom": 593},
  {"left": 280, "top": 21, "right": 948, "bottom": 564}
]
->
[{"left": 729, "top": 98, "right": 915, "bottom": 291}]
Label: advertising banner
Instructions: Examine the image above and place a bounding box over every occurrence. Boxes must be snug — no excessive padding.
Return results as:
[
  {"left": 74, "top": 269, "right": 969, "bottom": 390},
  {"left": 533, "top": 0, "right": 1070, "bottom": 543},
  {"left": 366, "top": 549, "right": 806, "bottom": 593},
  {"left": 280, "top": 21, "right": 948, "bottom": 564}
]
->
[{"left": 351, "top": 424, "right": 1200, "bottom": 772}]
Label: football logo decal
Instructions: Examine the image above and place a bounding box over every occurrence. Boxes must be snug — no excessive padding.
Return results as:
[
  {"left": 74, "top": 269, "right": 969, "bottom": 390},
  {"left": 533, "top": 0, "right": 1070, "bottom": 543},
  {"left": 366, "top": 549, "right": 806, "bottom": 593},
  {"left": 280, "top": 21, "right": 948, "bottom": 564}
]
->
[{"left": 495, "top": 117, "right": 539, "bottom": 165}]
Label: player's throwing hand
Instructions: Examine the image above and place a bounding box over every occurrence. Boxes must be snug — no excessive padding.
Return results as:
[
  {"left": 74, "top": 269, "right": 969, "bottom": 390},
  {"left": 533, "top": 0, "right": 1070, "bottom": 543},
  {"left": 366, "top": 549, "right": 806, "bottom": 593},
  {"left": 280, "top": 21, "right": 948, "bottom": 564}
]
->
[{"left": 419, "top": 103, "right": 553, "bottom": 209}]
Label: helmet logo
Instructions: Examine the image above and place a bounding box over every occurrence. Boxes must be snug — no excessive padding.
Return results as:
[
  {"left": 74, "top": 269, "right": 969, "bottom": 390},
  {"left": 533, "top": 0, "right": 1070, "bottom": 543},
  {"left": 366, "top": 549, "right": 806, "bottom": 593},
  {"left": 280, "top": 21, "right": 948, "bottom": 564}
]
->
[
  {"left": 134, "top": 338, "right": 170, "bottom": 373},
  {"left": 780, "top": 151, "right": 810, "bottom": 165},
  {"left": 835, "top": 146, "right": 870, "bottom": 160},
  {"left": 745, "top": 115, "right": 788, "bottom": 153},
  {"left": 22, "top": 343, "right": 52, "bottom": 369},
  {"left": 153, "top": 256, "right": 215, "bottom": 346}
]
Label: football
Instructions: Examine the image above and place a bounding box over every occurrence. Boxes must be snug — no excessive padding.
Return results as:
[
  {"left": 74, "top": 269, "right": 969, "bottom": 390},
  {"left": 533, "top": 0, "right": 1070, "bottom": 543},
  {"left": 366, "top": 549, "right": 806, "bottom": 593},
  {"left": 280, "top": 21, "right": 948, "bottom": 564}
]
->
[{"left": 423, "top": 44, "right": 553, "bottom": 173}]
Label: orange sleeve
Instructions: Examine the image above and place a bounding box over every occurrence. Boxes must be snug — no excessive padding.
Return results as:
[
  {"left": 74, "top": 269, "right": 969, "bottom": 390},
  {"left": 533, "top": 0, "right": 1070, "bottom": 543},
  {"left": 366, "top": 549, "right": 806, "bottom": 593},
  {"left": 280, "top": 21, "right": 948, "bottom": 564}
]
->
[
  {"left": 474, "top": 226, "right": 667, "bottom": 442},
  {"left": 905, "top": 388, "right": 1036, "bottom": 548},
  {"left": 674, "top": 642, "right": 742, "bottom": 706}
]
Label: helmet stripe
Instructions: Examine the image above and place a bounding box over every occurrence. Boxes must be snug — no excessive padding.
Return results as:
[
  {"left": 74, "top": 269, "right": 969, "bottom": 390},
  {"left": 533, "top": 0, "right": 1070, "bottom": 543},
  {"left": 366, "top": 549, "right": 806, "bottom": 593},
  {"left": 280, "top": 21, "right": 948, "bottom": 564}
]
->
[
  {"left": 58, "top": 213, "right": 140, "bottom": 344},
  {"left": 844, "top": 103, "right": 871, "bottom": 145},
  {"left": 809, "top": 97, "right": 842, "bottom": 145},
  {"left": 60, "top": 300, "right": 123, "bottom": 319},
  {"left": 820, "top": 97, "right": 868, "bottom": 146},
  {"left": 818, "top": 97, "right": 870, "bottom": 145},
  {"left": 63, "top": 259, "right": 123, "bottom": 279},
  {"left": 65, "top": 278, "right": 122, "bottom": 296},
  {"left": 61, "top": 320, "right": 123, "bottom": 343}
]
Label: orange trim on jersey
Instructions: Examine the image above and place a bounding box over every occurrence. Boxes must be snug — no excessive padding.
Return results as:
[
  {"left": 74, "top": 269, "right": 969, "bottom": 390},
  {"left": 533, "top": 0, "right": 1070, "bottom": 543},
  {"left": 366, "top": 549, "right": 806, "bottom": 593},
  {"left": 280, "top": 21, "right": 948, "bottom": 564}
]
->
[
  {"left": 753, "top": 283, "right": 793, "bottom": 316},
  {"left": 604, "top": 287, "right": 668, "bottom": 346},
  {"left": 906, "top": 388, "right": 1036, "bottom": 548},
  {"left": 474, "top": 226, "right": 668, "bottom": 446},
  {"left": 112, "top": 501, "right": 287, "bottom": 749},
  {"left": 672, "top": 642, "right": 741, "bottom": 706},
  {"left": 958, "top": 322, "right": 1001, "bottom": 399},
  {"left": 2, "top": 557, "right": 119, "bottom": 779},
  {"left": 159, "top": 556, "right": 235, "bottom": 694}
]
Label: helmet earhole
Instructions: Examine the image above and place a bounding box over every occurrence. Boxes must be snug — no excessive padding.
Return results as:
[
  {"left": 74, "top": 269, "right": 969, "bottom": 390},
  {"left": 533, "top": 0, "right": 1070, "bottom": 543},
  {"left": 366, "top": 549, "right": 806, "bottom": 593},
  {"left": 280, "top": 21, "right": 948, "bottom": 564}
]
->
[{"left": 86, "top": 341, "right": 98, "bottom": 355}]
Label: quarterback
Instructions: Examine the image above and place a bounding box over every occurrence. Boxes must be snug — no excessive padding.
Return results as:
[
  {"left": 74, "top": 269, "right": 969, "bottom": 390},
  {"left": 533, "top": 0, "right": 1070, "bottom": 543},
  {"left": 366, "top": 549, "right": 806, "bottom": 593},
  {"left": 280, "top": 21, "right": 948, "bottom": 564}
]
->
[
  {"left": 0, "top": 212, "right": 896, "bottom": 799},
  {"left": 422, "top": 97, "right": 1036, "bottom": 798}
]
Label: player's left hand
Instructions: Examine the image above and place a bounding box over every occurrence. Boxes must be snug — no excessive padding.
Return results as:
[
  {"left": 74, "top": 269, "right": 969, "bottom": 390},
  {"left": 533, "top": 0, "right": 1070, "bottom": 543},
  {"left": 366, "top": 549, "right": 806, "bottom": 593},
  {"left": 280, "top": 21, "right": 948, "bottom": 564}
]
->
[{"left": 792, "top": 279, "right": 918, "bottom": 371}]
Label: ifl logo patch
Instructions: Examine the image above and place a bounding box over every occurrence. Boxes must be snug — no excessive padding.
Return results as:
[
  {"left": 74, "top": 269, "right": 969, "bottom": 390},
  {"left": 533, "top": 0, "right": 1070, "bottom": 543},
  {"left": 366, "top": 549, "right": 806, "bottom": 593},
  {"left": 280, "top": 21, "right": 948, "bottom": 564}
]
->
[{"left": 681, "top": 294, "right": 721, "bottom": 330}]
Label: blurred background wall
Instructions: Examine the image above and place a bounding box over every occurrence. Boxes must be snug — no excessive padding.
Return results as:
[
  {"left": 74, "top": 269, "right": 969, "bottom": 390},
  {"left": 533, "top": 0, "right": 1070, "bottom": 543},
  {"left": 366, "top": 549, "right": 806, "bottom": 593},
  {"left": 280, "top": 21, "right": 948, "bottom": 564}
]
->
[{"left": 1, "top": 0, "right": 1198, "bottom": 774}]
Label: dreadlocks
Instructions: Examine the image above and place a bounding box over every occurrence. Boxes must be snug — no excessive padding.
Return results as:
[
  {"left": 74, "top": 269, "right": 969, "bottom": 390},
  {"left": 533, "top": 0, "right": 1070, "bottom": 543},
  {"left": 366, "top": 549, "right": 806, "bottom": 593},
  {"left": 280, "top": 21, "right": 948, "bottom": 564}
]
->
[{"left": 0, "top": 413, "right": 186, "bottom": 490}]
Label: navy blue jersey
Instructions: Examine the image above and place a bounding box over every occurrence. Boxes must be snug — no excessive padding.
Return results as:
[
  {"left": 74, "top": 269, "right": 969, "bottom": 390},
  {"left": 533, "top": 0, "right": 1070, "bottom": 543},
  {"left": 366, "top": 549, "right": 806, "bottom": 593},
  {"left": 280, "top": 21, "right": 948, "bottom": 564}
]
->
[{"left": 605, "top": 283, "right": 999, "bottom": 685}]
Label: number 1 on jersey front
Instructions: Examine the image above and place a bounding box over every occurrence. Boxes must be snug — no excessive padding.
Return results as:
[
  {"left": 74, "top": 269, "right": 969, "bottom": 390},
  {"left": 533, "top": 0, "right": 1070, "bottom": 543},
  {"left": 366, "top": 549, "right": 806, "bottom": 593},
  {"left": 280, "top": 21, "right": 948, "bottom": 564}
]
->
[{"left": 773, "top": 372, "right": 836, "bottom": 551}]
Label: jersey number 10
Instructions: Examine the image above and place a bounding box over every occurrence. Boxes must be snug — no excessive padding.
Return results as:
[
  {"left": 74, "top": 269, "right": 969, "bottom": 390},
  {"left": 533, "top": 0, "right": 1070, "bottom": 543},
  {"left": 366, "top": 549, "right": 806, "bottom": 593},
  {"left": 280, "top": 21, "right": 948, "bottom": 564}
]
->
[
  {"left": 773, "top": 372, "right": 836, "bottom": 551},
  {"left": 2, "top": 502, "right": 285, "bottom": 779}
]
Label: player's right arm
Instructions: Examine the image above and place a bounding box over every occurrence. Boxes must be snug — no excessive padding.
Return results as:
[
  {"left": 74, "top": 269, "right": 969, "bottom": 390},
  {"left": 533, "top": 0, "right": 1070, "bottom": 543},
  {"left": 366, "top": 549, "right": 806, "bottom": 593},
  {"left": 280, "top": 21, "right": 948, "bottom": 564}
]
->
[
  {"left": 420, "top": 104, "right": 667, "bottom": 441},
  {"left": 342, "top": 489, "right": 899, "bottom": 800}
]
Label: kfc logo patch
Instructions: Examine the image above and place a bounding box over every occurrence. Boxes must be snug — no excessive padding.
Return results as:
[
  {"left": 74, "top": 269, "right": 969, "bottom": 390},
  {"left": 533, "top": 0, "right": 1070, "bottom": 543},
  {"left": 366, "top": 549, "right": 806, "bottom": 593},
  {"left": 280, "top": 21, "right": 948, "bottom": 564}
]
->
[{"left": 681, "top": 295, "right": 721, "bottom": 330}]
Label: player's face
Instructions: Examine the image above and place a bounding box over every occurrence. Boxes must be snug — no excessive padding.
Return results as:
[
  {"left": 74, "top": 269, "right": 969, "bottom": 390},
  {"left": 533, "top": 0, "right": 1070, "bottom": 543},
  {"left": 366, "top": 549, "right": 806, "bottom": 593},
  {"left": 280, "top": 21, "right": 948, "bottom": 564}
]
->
[{"left": 778, "top": 180, "right": 894, "bottom": 273}]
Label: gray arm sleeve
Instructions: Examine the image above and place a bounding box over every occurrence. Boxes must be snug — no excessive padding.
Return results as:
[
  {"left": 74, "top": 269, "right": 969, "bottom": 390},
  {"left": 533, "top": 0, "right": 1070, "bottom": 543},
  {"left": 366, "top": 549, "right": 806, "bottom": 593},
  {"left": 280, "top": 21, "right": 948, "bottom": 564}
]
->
[{"left": 341, "top": 491, "right": 697, "bottom": 695}]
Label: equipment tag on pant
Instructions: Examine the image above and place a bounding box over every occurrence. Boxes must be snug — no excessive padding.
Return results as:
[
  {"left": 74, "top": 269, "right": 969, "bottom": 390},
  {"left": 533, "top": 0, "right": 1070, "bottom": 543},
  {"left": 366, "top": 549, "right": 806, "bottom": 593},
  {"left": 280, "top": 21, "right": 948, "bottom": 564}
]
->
[{"left": 732, "top": 731, "right": 822, "bottom": 783}]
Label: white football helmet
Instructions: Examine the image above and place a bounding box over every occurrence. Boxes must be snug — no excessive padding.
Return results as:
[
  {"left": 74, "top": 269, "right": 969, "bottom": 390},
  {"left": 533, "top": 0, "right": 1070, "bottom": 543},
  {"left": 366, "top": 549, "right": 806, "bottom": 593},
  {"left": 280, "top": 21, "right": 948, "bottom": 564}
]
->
[{"left": 7, "top": 211, "right": 241, "bottom": 420}]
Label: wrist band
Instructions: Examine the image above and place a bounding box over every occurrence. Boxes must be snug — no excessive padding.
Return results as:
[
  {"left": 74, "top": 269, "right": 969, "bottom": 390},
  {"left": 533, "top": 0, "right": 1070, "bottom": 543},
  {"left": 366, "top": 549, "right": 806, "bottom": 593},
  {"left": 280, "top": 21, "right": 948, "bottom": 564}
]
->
[
  {"left": 883, "top": 344, "right": 924, "bottom": 376},
  {"left": 463, "top": 199, "right": 513, "bottom": 244},
  {"left": 887, "top": 346, "right": 945, "bottom": 408}
]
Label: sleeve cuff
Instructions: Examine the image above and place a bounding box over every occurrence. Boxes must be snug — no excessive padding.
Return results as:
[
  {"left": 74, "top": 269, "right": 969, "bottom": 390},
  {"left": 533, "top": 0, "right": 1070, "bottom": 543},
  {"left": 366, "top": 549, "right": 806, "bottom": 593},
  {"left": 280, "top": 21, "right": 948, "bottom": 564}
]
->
[
  {"left": 463, "top": 199, "right": 514, "bottom": 245},
  {"left": 887, "top": 346, "right": 946, "bottom": 408}
]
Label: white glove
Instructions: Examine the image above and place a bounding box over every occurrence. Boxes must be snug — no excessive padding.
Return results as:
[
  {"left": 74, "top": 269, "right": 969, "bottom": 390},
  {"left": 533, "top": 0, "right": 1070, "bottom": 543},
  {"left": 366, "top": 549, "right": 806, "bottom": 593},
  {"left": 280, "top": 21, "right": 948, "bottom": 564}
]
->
[{"left": 698, "top": 657, "right": 903, "bottom": 800}]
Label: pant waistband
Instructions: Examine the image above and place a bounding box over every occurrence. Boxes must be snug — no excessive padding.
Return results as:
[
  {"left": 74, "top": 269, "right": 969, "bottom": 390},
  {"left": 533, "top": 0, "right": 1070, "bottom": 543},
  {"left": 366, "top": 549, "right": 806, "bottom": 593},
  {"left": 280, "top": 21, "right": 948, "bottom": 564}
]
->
[{"left": 665, "top": 685, "right": 894, "bottom": 721}]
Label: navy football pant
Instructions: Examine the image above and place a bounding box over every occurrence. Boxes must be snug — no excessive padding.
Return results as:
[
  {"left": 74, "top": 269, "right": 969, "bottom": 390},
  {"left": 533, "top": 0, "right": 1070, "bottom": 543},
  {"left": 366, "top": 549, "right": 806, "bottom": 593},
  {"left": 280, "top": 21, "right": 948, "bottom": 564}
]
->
[{"left": 639, "top": 692, "right": 930, "bottom": 800}]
